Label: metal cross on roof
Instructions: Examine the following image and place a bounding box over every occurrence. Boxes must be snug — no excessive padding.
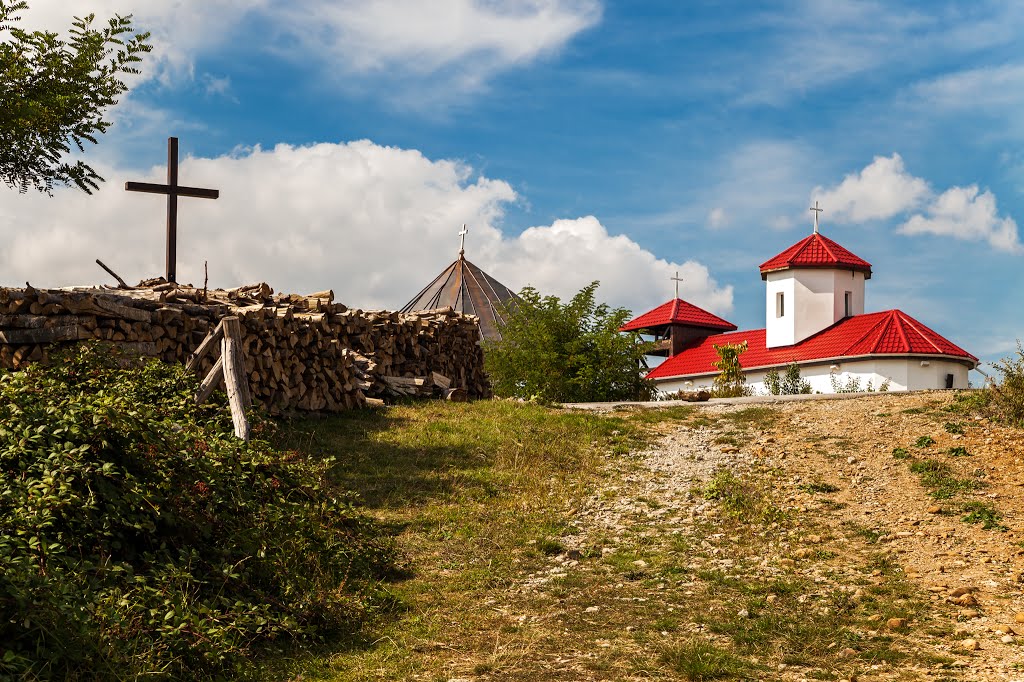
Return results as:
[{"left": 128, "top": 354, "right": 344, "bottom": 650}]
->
[
  {"left": 125, "top": 137, "right": 219, "bottom": 283},
  {"left": 810, "top": 200, "right": 823, "bottom": 234},
  {"left": 458, "top": 224, "right": 469, "bottom": 256},
  {"left": 671, "top": 270, "right": 684, "bottom": 299}
]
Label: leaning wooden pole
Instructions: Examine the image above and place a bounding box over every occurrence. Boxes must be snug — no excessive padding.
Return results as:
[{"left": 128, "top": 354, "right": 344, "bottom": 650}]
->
[{"left": 220, "top": 316, "right": 251, "bottom": 441}]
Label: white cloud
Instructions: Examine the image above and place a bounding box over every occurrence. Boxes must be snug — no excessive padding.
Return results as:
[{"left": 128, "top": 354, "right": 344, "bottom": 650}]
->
[
  {"left": 17, "top": 1, "right": 600, "bottom": 98},
  {"left": 813, "top": 154, "right": 1021, "bottom": 253},
  {"left": 900, "top": 185, "right": 1022, "bottom": 253},
  {"left": 0, "top": 140, "right": 732, "bottom": 319},
  {"left": 813, "top": 154, "right": 930, "bottom": 223}
]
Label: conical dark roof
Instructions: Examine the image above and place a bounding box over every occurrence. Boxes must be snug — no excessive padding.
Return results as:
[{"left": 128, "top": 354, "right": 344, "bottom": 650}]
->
[{"left": 401, "top": 254, "right": 518, "bottom": 341}]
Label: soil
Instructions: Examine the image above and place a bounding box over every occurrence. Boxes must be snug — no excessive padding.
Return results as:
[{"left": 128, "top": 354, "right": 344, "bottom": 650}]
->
[{"left": 555, "top": 391, "right": 1024, "bottom": 681}]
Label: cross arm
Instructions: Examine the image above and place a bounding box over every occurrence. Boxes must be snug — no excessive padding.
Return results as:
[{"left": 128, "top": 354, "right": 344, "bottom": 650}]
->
[{"left": 124, "top": 181, "right": 220, "bottom": 199}]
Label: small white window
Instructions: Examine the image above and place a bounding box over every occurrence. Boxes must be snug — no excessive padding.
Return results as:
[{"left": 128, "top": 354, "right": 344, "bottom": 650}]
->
[
  {"left": 844, "top": 291, "right": 852, "bottom": 317},
  {"left": 776, "top": 292, "right": 785, "bottom": 318}
]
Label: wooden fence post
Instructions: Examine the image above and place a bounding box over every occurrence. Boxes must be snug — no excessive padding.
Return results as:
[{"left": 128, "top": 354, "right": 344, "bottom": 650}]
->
[{"left": 221, "top": 316, "right": 252, "bottom": 441}]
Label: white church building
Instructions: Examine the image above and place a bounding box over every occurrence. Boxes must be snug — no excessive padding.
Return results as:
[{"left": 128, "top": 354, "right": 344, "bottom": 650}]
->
[{"left": 623, "top": 217, "right": 978, "bottom": 395}]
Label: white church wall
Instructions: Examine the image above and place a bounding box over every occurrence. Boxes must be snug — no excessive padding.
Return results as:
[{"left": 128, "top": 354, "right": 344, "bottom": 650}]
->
[
  {"left": 765, "top": 269, "right": 866, "bottom": 349},
  {"left": 655, "top": 356, "right": 971, "bottom": 397},
  {"left": 764, "top": 274, "right": 796, "bottom": 347}
]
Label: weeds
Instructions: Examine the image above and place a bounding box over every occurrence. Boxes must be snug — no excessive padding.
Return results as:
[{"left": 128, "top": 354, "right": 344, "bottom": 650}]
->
[
  {"left": 908, "top": 460, "right": 980, "bottom": 499},
  {"left": 944, "top": 422, "right": 965, "bottom": 434},
  {"left": 659, "top": 639, "right": 753, "bottom": 680},
  {"left": 799, "top": 481, "right": 841, "bottom": 494},
  {"left": 914, "top": 435, "right": 936, "bottom": 448},
  {"left": 948, "top": 446, "right": 971, "bottom": 457},
  {"left": 892, "top": 447, "right": 911, "bottom": 460},
  {"left": 961, "top": 502, "right": 1007, "bottom": 531}
]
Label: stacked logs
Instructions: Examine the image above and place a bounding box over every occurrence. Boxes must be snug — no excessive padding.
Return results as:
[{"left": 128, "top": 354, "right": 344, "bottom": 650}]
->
[{"left": 0, "top": 282, "right": 490, "bottom": 413}]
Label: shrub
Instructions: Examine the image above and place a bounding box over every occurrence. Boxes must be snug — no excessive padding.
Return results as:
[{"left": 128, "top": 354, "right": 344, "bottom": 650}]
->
[
  {"left": 483, "top": 282, "right": 654, "bottom": 403},
  {"left": 712, "top": 341, "right": 750, "bottom": 398},
  {"left": 990, "top": 342, "right": 1024, "bottom": 426},
  {"left": 0, "top": 344, "right": 397, "bottom": 679}
]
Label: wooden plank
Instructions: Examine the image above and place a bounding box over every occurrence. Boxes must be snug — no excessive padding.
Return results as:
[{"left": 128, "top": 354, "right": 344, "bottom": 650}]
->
[
  {"left": 196, "top": 356, "right": 224, "bottom": 404},
  {"left": 221, "top": 317, "right": 251, "bottom": 441},
  {"left": 431, "top": 371, "right": 452, "bottom": 390},
  {"left": 185, "top": 318, "right": 225, "bottom": 372}
]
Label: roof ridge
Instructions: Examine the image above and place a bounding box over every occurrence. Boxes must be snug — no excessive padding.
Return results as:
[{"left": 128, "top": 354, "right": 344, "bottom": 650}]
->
[
  {"left": 816, "top": 233, "right": 840, "bottom": 262},
  {"left": 842, "top": 312, "right": 889, "bottom": 355},
  {"left": 893, "top": 310, "right": 945, "bottom": 354}
]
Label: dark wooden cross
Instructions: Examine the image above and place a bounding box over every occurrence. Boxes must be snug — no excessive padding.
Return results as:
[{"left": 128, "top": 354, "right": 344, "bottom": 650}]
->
[{"left": 125, "top": 137, "right": 219, "bottom": 283}]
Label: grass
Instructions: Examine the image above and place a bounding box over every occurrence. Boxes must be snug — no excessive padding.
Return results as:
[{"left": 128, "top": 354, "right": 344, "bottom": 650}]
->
[
  {"left": 914, "top": 435, "right": 936, "bottom": 448},
  {"left": 908, "top": 459, "right": 981, "bottom": 499},
  {"left": 799, "top": 481, "right": 841, "bottom": 494},
  {"left": 263, "top": 397, "right": 979, "bottom": 681},
  {"left": 658, "top": 639, "right": 755, "bottom": 680},
  {"left": 273, "top": 400, "right": 642, "bottom": 680},
  {"left": 961, "top": 502, "right": 1008, "bottom": 531},
  {"left": 892, "top": 447, "right": 911, "bottom": 459}
]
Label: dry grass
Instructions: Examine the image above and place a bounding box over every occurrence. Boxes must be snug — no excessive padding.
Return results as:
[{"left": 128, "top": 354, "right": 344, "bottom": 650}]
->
[{"left": 266, "top": 400, "right": 959, "bottom": 681}]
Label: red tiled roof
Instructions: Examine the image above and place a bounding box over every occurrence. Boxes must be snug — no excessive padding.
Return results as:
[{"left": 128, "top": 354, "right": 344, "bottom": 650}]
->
[
  {"left": 620, "top": 298, "right": 737, "bottom": 333},
  {"left": 647, "top": 309, "right": 977, "bottom": 379},
  {"left": 759, "top": 233, "right": 872, "bottom": 279}
]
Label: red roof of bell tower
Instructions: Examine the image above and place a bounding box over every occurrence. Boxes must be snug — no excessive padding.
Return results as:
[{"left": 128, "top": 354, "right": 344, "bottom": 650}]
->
[
  {"left": 620, "top": 298, "right": 737, "bottom": 333},
  {"left": 759, "top": 232, "right": 872, "bottom": 280}
]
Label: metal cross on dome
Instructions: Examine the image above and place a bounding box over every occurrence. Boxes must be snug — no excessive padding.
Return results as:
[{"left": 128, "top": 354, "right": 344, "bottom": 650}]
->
[
  {"left": 458, "top": 224, "right": 469, "bottom": 256},
  {"left": 810, "top": 200, "right": 823, "bottom": 234},
  {"left": 671, "top": 270, "right": 684, "bottom": 299},
  {"left": 125, "top": 137, "right": 219, "bottom": 283}
]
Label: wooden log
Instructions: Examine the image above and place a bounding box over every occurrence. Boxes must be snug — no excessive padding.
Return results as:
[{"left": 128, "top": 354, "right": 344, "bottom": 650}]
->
[
  {"left": 221, "top": 317, "right": 252, "bottom": 441},
  {"left": 185, "top": 318, "right": 225, "bottom": 372}
]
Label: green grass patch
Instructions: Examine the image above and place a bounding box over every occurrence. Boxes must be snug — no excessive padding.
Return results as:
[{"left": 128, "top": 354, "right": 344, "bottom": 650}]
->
[
  {"left": 799, "top": 481, "right": 841, "bottom": 494},
  {"left": 892, "top": 447, "right": 911, "bottom": 460},
  {"left": 908, "top": 459, "right": 980, "bottom": 499},
  {"left": 720, "top": 406, "right": 777, "bottom": 430},
  {"left": 914, "top": 435, "right": 936, "bottom": 448},
  {"left": 943, "top": 422, "right": 965, "bottom": 434},
  {"left": 961, "top": 502, "right": 1008, "bottom": 531},
  {"left": 658, "top": 639, "right": 754, "bottom": 680},
  {"left": 948, "top": 446, "right": 971, "bottom": 457},
  {"left": 701, "top": 469, "right": 785, "bottom": 524}
]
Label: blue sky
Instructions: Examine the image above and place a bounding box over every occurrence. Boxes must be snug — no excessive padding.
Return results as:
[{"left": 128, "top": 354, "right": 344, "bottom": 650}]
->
[{"left": 3, "top": 0, "right": 1023, "bottom": 373}]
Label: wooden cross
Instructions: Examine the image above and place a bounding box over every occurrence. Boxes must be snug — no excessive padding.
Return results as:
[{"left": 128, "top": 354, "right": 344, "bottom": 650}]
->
[
  {"left": 458, "top": 224, "right": 469, "bottom": 256},
  {"left": 125, "top": 137, "right": 219, "bottom": 283},
  {"left": 671, "top": 270, "right": 684, "bottom": 299},
  {"left": 810, "top": 200, "right": 823, "bottom": 234}
]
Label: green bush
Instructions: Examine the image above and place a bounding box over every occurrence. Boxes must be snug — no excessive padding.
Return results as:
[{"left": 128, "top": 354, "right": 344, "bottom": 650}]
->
[
  {"left": 990, "top": 342, "right": 1024, "bottom": 427},
  {"left": 0, "top": 344, "right": 397, "bottom": 679},
  {"left": 483, "top": 281, "right": 654, "bottom": 403},
  {"left": 764, "top": 363, "right": 811, "bottom": 395},
  {"left": 712, "top": 341, "right": 750, "bottom": 398}
]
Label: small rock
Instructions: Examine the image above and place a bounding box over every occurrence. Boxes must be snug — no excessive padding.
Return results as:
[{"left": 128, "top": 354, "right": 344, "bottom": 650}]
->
[
  {"left": 847, "top": 456, "right": 856, "bottom": 464},
  {"left": 851, "top": 588, "right": 866, "bottom": 600},
  {"left": 793, "top": 548, "right": 813, "bottom": 559},
  {"left": 766, "top": 594, "right": 778, "bottom": 604},
  {"left": 1002, "top": 635, "right": 1016, "bottom": 644},
  {"left": 737, "top": 608, "right": 750, "bottom": 618},
  {"left": 632, "top": 559, "right": 648, "bottom": 569},
  {"left": 952, "top": 594, "right": 978, "bottom": 607},
  {"left": 840, "top": 647, "right": 857, "bottom": 657},
  {"left": 584, "top": 606, "right": 600, "bottom": 613},
  {"left": 1015, "top": 613, "right": 1024, "bottom": 624},
  {"left": 961, "top": 638, "right": 980, "bottom": 651},
  {"left": 867, "top": 614, "right": 883, "bottom": 623},
  {"left": 949, "top": 586, "right": 975, "bottom": 598},
  {"left": 960, "top": 609, "right": 980, "bottom": 619},
  {"left": 927, "top": 505, "right": 942, "bottom": 514},
  {"left": 779, "top": 558, "right": 796, "bottom": 569},
  {"left": 566, "top": 549, "right": 583, "bottom": 561},
  {"left": 887, "top": 617, "right": 908, "bottom": 629}
]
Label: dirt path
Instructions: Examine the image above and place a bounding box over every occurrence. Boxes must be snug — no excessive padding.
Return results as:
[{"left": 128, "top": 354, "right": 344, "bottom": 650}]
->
[{"left": 517, "top": 391, "right": 1024, "bottom": 681}]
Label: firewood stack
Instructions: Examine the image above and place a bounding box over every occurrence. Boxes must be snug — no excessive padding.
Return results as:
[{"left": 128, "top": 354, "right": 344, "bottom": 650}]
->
[{"left": 0, "top": 281, "right": 490, "bottom": 413}]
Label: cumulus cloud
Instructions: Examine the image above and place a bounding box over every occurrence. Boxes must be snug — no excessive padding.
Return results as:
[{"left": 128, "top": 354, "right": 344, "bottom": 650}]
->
[
  {"left": 900, "top": 185, "right": 1022, "bottom": 253},
  {"left": 813, "top": 154, "right": 1021, "bottom": 253},
  {"left": 18, "top": 0, "right": 600, "bottom": 97},
  {"left": 812, "top": 154, "right": 930, "bottom": 223},
  {"left": 0, "top": 140, "right": 732, "bottom": 318}
]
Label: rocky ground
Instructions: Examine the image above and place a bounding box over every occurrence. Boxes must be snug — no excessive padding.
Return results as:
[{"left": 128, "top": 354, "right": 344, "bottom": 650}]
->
[{"left": 512, "top": 391, "right": 1024, "bottom": 681}]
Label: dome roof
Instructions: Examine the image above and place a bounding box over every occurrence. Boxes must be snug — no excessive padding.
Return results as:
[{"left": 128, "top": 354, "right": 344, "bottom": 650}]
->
[{"left": 759, "top": 232, "right": 872, "bottom": 279}]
